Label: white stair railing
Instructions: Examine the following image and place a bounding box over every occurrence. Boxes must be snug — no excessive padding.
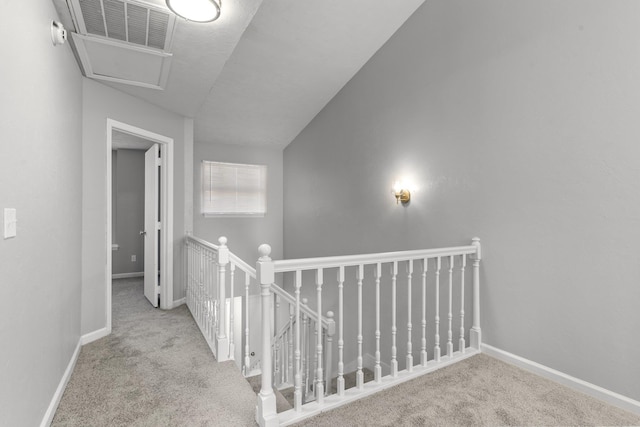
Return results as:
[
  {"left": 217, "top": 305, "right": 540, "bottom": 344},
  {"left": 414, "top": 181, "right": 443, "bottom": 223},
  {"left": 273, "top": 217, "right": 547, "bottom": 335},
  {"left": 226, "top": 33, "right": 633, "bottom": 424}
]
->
[
  {"left": 186, "top": 235, "right": 258, "bottom": 365},
  {"left": 270, "top": 297, "right": 335, "bottom": 401},
  {"left": 255, "top": 238, "right": 482, "bottom": 427},
  {"left": 185, "top": 235, "right": 330, "bottom": 382}
]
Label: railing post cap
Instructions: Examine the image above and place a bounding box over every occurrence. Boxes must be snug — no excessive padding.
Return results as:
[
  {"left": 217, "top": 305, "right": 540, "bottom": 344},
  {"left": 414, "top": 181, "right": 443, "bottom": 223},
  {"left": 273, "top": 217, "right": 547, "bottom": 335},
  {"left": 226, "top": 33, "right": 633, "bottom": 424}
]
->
[
  {"left": 218, "top": 236, "right": 228, "bottom": 246},
  {"left": 326, "top": 311, "right": 334, "bottom": 319},
  {"left": 258, "top": 243, "right": 272, "bottom": 259},
  {"left": 471, "top": 237, "right": 481, "bottom": 260},
  {"left": 302, "top": 297, "right": 308, "bottom": 305}
]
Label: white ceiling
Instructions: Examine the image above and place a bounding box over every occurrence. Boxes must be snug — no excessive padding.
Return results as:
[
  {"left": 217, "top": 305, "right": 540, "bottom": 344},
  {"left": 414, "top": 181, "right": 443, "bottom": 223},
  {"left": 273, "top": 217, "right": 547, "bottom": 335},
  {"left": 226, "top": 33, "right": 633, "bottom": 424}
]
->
[{"left": 57, "top": 0, "right": 425, "bottom": 148}]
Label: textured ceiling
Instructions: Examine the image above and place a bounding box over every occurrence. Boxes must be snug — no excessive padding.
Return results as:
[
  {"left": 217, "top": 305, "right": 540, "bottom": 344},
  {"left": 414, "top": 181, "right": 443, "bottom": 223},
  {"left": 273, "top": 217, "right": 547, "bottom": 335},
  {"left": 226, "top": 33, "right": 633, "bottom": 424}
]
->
[
  {"left": 56, "top": 0, "right": 425, "bottom": 148},
  {"left": 98, "top": 0, "right": 264, "bottom": 117},
  {"left": 195, "top": 0, "right": 426, "bottom": 148}
]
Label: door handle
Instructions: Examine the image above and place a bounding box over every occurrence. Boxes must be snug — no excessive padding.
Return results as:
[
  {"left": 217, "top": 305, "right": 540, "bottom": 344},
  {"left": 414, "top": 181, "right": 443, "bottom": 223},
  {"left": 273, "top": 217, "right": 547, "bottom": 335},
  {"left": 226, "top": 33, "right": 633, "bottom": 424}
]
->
[{"left": 140, "top": 230, "right": 146, "bottom": 236}]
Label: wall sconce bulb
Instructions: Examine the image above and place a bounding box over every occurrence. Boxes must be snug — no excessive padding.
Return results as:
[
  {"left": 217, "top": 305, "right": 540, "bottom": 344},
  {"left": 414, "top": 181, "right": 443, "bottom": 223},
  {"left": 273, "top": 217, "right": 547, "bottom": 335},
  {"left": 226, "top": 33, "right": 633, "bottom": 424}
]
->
[{"left": 394, "top": 188, "right": 411, "bottom": 205}]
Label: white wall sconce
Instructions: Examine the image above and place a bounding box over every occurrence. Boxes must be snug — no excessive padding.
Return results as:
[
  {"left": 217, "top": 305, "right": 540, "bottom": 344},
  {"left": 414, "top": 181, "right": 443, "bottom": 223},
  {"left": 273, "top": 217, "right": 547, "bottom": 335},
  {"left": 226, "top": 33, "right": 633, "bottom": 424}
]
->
[
  {"left": 393, "top": 181, "right": 411, "bottom": 205},
  {"left": 166, "top": 0, "right": 221, "bottom": 22},
  {"left": 51, "top": 21, "right": 67, "bottom": 46}
]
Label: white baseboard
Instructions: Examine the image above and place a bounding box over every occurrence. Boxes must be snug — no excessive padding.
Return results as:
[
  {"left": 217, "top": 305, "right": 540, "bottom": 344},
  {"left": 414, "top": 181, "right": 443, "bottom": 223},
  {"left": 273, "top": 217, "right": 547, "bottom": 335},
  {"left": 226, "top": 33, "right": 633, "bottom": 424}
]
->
[
  {"left": 40, "top": 339, "right": 81, "bottom": 427},
  {"left": 81, "top": 327, "right": 110, "bottom": 345},
  {"left": 172, "top": 297, "right": 186, "bottom": 308},
  {"left": 481, "top": 343, "right": 640, "bottom": 415},
  {"left": 112, "top": 272, "right": 144, "bottom": 279}
]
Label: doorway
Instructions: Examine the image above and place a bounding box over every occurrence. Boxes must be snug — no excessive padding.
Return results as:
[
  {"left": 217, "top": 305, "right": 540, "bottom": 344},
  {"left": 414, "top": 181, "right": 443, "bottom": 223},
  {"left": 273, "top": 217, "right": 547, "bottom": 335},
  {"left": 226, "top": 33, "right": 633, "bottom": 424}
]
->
[{"left": 106, "top": 119, "right": 174, "bottom": 333}]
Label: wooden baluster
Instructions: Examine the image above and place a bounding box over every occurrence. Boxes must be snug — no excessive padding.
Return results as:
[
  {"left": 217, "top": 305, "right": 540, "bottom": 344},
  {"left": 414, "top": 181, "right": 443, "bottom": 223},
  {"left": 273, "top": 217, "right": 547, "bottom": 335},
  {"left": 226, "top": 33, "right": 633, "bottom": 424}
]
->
[
  {"left": 189, "top": 242, "right": 193, "bottom": 307},
  {"left": 406, "top": 259, "right": 414, "bottom": 372},
  {"left": 374, "top": 263, "right": 382, "bottom": 383},
  {"left": 283, "top": 329, "right": 288, "bottom": 385},
  {"left": 209, "top": 249, "right": 213, "bottom": 340},
  {"left": 471, "top": 238, "right": 482, "bottom": 349},
  {"left": 288, "top": 304, "right": 294, "bottom": 385},
  {"left": 459, "top": 254, "right": 467, "bottom": 353},
  {"left": 195, "top": 245, "right": 199, "bottom": 317},
  {"left": 302, "top": 298, "right": 310, "bottom": 399},
  {"left": 186, "top": 241, "right": 190, "bottom": 307},
  {"left": 244, "top": 273, "right": 251, "bottom": 376},
  {"left": 337, "top": 266, "right": 345, "bottom": 396},
  {"left": 391, "top": 261, "right": 398, "bottom": 377},
  {"left": 186, "top": 242, "right": 190, "bottom": 307},
  {"left": 312, "top": 320, "right": 317, "bottom": 398},
  {"left": 217, "top": 237, "right": 229, "bottom": 361},
  {"left": 274, "top": 294, "right": 280, "bottom": 386},
  {"left": 325, "top": 311, "right": 334, "bottom": 396},
  {"left": 294, "top": 271, "right": 302, "bottom": 411},
  {"left": 356, "top": 265, "right": 364, "bottom": 389},
  {"left": 315, "top": 267, "right": 324, "bottom": 404},
  {"left": 256, "top": 244, "right": 276, "bottom": 426},
  {"left": 447, "top": 255, "right": 454, "bottom": 358},
  {"left": 192, "top": 244, "right": 197, "bottom": 316},
  {"left": 421, "top": 258, "right": 428, "bottom": 366},
  {"left": 196, "top": 246, "right": 201, "bottom": 333},
  {"left": 197, "top": 246, "right": 201, "bottom": 326},
  {"left": 203, "top": 248, "right": 208, "bottom": 339},
  {"left": 230, "top": 263, "right": 236, "bottom": 362},
  {"left": 434, "top": 257, "right": 441, "bottom": 363},
  {"left": 208, "top": 248, "right": 212, "bottom": 338}
]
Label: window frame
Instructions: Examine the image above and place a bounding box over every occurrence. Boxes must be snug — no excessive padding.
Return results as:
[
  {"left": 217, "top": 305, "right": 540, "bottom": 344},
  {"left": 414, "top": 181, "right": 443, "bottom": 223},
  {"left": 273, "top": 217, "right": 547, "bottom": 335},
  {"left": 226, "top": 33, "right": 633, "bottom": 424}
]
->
[{"left": 200, "top": 160, "right": 267, "bottom": 218}]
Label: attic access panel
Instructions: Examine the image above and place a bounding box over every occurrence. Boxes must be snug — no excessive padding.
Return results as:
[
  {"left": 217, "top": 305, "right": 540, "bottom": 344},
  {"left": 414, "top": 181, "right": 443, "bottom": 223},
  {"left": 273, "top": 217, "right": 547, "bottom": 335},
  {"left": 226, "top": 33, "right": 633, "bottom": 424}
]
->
[{"left": 68, "top": 0, "right": 176, "bottom": 90}]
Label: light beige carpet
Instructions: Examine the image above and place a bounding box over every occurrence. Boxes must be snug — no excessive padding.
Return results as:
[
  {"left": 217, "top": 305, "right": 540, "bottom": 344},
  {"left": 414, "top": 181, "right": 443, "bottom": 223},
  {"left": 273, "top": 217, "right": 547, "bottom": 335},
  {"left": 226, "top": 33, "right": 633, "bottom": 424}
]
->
[
  {"left": 52, "top": 278, "right": 256, "bottom": 426},
  {"left": 295, "top": 354, "right": 640, "bottom": 426},
  {"left": 53, "top": 278, "right": 640, "bottom": 426}
]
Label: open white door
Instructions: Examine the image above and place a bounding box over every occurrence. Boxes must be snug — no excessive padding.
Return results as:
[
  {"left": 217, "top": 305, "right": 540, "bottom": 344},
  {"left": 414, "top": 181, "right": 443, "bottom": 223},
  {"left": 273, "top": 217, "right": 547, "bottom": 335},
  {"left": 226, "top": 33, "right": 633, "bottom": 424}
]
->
[{"left": 144, "top": 144, "right": 159, "bottom": 307}]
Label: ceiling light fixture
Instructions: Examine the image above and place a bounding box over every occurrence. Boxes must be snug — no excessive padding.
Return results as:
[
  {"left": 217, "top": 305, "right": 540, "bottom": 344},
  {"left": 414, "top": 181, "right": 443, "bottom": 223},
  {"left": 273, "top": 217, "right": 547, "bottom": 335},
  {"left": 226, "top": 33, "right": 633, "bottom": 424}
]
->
[{"left": 166, "top": 0, "right": 221, "bottom": 23}]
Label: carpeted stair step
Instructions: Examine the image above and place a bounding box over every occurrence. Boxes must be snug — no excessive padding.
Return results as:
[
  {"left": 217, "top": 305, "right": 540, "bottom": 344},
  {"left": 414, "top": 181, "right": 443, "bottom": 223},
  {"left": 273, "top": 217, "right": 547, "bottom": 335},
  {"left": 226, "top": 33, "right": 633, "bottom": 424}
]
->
[
  {"left": 246, "top": 375, "right": 293, "bottom": 413},
  {"left": 250, "top": 368, "right": 376, "bottom": 411}
]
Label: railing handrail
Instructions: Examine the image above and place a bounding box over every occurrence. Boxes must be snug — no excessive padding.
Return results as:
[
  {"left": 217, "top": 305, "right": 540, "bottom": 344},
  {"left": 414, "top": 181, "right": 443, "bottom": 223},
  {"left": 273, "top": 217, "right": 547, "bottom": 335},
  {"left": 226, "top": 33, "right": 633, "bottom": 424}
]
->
[
  {"left": 186, "top": 234, "right": 330, "bottom": 328},
  {"left": 272, "top": 244, "right": 479, "bottom": 273},
  {"left": 186, "top": 235, "right": 257, "bottom": 278},
  {"left": 273, "top": 316, "right": 295, "bottom": 343},
  {"left": 270, "top": 283, "right": 331, "bottom": 330},
  {"left": 186, "top": 234, "right": 220, "bottom": 251}
]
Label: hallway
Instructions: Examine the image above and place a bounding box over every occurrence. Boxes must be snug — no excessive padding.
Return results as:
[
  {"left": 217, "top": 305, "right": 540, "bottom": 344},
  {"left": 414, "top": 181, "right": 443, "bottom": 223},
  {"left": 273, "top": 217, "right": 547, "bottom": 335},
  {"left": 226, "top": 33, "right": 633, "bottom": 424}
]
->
[{"left": 52, "top": 278, "right": 256, "bottom": 426}]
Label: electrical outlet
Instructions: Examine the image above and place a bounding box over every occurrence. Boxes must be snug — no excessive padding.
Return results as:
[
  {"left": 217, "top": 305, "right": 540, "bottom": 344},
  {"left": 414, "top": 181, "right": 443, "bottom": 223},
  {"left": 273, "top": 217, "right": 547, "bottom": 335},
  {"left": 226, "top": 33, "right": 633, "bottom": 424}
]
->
[{"left": 131, "top": 255, "right": 136, "bottom": 262}]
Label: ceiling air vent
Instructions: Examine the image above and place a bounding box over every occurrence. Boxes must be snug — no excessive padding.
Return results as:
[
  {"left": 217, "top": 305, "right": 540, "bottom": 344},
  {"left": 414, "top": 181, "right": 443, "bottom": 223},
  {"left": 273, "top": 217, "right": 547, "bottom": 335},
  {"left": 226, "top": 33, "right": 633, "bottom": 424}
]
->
[{"left": 67, "top": 0, "right": 176, "bottom": 90}]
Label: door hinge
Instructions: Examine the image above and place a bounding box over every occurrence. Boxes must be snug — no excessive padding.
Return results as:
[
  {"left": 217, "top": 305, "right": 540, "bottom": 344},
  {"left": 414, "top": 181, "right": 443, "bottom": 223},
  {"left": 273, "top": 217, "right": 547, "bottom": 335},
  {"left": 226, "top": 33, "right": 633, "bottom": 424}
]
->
[
  {"left": 156, "top": 158, "right": 161, "bottom": 167},
  {"left": 156, "top": 285, "right": 161, "bottom": 294},
  {"left": 156, "top": 221, "right": 161, "bottom": 230}
]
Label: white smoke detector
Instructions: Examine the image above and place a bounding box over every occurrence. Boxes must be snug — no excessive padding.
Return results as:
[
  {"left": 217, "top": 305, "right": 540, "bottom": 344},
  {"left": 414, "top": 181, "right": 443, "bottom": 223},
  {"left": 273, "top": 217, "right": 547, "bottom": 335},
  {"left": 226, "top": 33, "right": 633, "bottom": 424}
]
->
[{"left": 51, "top": 21, "right": 67, "bottom": 46}]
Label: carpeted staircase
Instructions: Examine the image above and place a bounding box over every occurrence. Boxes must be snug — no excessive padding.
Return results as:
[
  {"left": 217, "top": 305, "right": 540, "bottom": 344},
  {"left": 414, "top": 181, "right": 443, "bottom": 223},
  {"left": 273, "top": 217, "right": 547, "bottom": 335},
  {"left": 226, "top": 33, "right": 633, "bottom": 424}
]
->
[{"left": 246, "top": 367, "right": 375, "bottom": 413}]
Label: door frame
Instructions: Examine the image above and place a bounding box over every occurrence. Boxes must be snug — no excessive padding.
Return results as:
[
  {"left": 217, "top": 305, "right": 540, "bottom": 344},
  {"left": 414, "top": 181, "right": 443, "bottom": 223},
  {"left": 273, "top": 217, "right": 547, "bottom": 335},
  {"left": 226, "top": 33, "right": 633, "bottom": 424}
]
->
[{"left": 106, "top": 119, "right": 174, "bottom": 333}]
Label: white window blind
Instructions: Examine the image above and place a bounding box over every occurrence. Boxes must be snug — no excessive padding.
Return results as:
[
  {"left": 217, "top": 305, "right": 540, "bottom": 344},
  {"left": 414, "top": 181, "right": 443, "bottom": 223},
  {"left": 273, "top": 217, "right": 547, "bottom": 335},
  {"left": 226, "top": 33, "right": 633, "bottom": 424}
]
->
[{"left": 201, "top": 161, "right": 267, "bottom": 216}]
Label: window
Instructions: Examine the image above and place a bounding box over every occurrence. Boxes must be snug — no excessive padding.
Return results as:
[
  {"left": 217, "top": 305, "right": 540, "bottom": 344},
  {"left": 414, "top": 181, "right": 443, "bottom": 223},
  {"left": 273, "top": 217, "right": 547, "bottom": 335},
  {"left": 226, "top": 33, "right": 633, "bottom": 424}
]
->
[{"left": 201, "top": 161, "right": 267, "bottom": 216}]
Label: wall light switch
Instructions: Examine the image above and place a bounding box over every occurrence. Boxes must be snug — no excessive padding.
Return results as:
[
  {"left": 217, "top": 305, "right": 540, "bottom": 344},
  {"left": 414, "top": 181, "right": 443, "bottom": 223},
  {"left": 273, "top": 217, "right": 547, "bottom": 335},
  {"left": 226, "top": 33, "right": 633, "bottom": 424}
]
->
[
  {"left": 131, "top": 255, "right": 136, "bottom": 262},
  {"left": 4, "top": 208, "right": 17, "bottom": 239}
]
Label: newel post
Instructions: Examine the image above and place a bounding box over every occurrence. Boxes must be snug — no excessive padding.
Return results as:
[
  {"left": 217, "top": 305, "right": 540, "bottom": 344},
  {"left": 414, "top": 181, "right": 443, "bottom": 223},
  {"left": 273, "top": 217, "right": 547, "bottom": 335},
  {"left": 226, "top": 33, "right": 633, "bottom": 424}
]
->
[
  {"left": 216, "top": 236, "right": 230, "bottom": 361},
  {"left": 470, "top": 237, "right": 482, "bottom": 350},
  {"left": 256, "top": 244, "right": 278, "bottom": 427}
]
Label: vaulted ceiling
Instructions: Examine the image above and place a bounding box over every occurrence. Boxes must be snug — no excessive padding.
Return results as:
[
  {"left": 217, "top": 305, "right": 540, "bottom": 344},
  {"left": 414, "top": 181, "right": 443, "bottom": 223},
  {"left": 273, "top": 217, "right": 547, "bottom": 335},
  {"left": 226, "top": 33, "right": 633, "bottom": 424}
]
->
[{"left": 54, "top": 0, "right": 425, "bottom": 148}]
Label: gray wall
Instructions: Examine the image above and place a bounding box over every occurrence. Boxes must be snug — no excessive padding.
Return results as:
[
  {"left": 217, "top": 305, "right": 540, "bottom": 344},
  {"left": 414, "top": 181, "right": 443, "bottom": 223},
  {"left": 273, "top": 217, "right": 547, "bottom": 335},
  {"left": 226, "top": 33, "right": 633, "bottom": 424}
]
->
[
  {"left": 112, "top": 149, "right": 145, "bottom": 275},
  {"left": 0, "top": 2, "right": 83, "bottom": 425},
  {"left": 284, "top": 0, "right": 640, "bottom": 401},
  {"left": 194, "top": 142, "right": 283, "bottom": 263},
  {"left": 82, "top": 79, "right": 192, "bottom": 335}
]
